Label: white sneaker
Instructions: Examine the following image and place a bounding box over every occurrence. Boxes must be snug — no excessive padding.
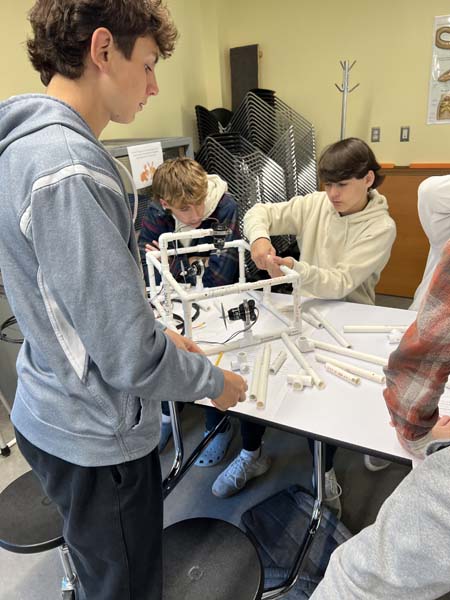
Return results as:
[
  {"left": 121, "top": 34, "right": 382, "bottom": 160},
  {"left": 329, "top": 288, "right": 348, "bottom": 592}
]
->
[
  {"left": 212, "top": 451, "right": 271, "bottom": 498},
  {"left": 324, "top": 468, "right": 342, "bottom": 519},
  {"left": 364, "top": 455, "right": 390, "bottom": 472}
]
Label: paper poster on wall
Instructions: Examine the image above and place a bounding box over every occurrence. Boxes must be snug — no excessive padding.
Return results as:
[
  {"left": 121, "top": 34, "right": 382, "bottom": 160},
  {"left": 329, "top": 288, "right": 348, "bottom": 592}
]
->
[
  {"left": 427, "top": 15, "right": 450, "bottom": 124},
  {"left": 127, "top": 142, "right": 163, "bottom": 189}
]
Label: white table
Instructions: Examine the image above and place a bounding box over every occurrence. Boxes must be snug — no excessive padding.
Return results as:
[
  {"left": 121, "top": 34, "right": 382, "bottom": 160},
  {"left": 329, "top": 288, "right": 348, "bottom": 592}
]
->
[{"left": 196, "top": 293, "right": 417, "bottom": 465}]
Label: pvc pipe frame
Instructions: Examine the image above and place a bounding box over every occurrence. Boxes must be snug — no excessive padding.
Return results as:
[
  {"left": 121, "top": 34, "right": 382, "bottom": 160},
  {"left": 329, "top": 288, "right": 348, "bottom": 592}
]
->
[
  {"left": 325, "top": 362, "right": 360, "bottom": 386},
  {"left": 309, "top": 307, "right": 352, "bottom": 348},
  {"left": 256, "top": 344, "right": 272, "bottom": 409},
  {"left": 315, "top": 353, "right": 386, "bottom": 384},
  {"left": 308, "top": 338, "right": 388, "bottom": 367},
  {"left": 147, "top": 229, "right": 302, "bottom": 340},
  {"left": 281, "top": 333, "right": 325, "bottom": 389}
]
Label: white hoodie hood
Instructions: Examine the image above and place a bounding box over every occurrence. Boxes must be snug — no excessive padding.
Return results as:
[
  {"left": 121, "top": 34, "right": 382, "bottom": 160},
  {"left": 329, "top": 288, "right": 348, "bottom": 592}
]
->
[{"left": 174, "top": 174, "right": 228, "bottom": 245}]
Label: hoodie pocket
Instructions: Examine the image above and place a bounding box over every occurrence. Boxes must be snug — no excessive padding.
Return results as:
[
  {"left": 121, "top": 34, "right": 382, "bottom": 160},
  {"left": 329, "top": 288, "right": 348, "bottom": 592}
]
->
[{"left": 125, "top": 394, "right": 144, "bottom": 430}]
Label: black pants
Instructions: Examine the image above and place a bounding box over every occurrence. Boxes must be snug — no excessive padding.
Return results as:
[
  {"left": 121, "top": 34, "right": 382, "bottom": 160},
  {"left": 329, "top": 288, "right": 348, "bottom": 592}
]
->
[
  {"left": 161, "top": 402, "right": 266, "bottom": 451},
  {"left": 16, "top": 429, "right": 163, "bottom": 600},
  {"left": 307, "top": 438, "right": 338, "bottom": 472}
]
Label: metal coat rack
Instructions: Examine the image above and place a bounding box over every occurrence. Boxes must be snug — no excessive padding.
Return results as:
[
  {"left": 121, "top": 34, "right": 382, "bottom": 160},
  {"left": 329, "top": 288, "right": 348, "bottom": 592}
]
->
[{"left": 335, "top": 60, "right": 360, "bottom": 140}]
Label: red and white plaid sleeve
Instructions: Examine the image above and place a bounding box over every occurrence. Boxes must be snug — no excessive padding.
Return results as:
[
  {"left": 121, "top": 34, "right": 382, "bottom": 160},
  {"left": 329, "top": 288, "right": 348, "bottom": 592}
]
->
[{"left": 384, "top": 240, "right": 450, "bottom": 454}]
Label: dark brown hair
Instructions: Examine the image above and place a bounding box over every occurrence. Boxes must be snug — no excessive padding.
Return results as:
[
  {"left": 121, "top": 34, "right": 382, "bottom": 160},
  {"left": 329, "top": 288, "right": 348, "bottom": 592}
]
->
[
  {"left": 318, "top": 137, "right": 384, "bottom": 189},
  {"left": 27, "top": 0, "right": 178, "bottom": 86}
]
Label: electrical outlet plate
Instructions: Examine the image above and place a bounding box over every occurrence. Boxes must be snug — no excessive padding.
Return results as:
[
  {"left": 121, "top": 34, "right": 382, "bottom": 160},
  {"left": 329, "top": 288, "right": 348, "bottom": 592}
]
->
[
  {"left": 371, "top": 127, "right": 380, "bottom": 142},
  {"left": 400, "top": 126, "right": 410, "bottom": 142}
]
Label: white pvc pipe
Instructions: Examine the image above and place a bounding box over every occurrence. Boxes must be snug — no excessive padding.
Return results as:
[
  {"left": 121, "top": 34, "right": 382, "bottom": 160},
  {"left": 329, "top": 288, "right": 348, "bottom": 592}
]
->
[
  {"left": 298, "top": 375, "right": 313, "bottom": 387},
  {"left": 201, "top": 327, "right": 298, "bottom": 356},
  {"left": 315, "top": 353, "right": 385, "bottom": 384},
  {"left": 163, "top": 269, "right": 299, "bottom": 305},
  {"left": 247, "top": 292, "right": 297, "bottom": 329},
  {"left": 309, "top": 307, "right": 352, "bottom": 348},
  {"left": 269, "top": 350, "right": 287, "bottom": 374},
  {"left": 238, "top": 245, "right": 246, "bottom": 284},
  {"left": 281, "top": 333, "right": 325, "bottom": 389},
  {"left": 250, "top": 347, "right": 264, "bottom": 401},
  {"left": 302, "top": 312, "right": 323, "bottom": 328},
  {"left": 292, "top": 378, "right": 304, "bottom": 391},
  {"left": 287, "top": 374, "right": 313, "bottom": 387},
  {"left": 325, "top": 362, "right": 361, "bottom": 386},
  {"left": 343, "top": 325, "right": 409, "bottom": 333},
  {"left": 308, "top": 339, "right": 388, "bottom": 367},
  {"left": 256, "top": 344, "right": 272, "bottom": 409},
  {"left": 149, "top": 240, "right": 248, "bottom": 258},
  {"left": 237, "top": 351, "right": 248, "bottom": 365},
  {"left": 296, "top": 337, "right": 314, "bottom": 352},
  {"left": 280, "top": 265, "right": 302, "bottom": 330},
  {"left": 159, "top": 228, "right": 215, "bottom": 247},
  {"left": 277, "top": 305, "right": 322, "bottom": 329}
]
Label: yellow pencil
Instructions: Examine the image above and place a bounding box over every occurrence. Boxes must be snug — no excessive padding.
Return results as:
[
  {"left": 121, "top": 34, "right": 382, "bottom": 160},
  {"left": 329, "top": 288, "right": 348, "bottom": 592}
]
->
[{"left": 214, "top": 351, "right": 224, "bottom": 366}]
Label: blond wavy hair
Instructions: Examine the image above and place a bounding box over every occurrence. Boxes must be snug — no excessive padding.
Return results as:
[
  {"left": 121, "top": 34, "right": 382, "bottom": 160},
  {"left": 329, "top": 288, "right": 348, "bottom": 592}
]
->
[{"left": 152, "top": 158, "right": 208, "bottom": 208}]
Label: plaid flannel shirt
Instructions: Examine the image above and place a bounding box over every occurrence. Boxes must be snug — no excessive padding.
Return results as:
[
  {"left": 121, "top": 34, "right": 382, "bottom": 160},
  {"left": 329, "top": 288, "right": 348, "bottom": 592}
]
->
[
  {"left": 139, "top": 193, "right": 240, "bottom": 288},
  {"left": 384, "top": 239, "right": 450, "bottom": 454}
]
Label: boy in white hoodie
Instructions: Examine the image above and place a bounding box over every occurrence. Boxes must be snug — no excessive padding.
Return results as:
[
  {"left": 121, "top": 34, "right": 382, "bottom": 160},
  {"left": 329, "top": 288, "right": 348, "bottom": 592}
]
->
[{"left": 243, "top": 137, "right": 397, "bottom": 515}]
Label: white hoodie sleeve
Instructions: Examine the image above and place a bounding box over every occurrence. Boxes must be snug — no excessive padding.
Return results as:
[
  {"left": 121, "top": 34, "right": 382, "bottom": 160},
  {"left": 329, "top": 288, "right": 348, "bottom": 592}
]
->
[
  {"left": 292, "top": 221, "right": 396, "bottom": 300},
  {"left": 243, "top": 196, "right": 308, "bottom": 242}
]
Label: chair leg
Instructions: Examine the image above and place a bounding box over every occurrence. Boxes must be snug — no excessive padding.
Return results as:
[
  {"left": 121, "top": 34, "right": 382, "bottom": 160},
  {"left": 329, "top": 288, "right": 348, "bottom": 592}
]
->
[{"left": 59, "top": 544, "right": 77, "bottom": 595}]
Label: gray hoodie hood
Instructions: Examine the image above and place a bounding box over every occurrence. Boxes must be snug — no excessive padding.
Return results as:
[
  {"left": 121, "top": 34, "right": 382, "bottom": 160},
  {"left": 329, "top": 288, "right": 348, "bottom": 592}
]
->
[
  {"left": 0, "top": 94, "right": 99, "bottom": 155},
  {"left": 0, "top": 94, "right": 223, "bottom": 466}
]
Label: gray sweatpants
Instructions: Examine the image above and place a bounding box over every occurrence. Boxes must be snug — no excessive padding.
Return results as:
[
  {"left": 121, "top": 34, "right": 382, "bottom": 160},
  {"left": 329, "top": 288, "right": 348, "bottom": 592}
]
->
[{"left": 311, "top": 440, "right": 450, "bottom": 600}]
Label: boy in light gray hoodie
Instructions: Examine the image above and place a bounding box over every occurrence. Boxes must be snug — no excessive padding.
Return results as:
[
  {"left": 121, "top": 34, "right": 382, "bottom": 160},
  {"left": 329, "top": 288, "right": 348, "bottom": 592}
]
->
[{"left": 0, "top": 2, "right": 246, "bottom": 599}]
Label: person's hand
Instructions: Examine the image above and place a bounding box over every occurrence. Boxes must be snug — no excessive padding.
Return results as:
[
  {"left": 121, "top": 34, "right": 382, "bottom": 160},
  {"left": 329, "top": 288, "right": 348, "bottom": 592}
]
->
[
  {"left": 432, "top": 415, "right": 450, "bottom": 440},
  {"left": 165, "top": 329, "right": 204, "bottom": 354},
  {"left": 145, "top": 241, "right": 159, "bottom": 252},
  {"left": 211, "top": 369, "right": 247, "bottom": 411},
  {"left": 250, "top": 238, "right": 276, "bottom": 270},
  {"left": 188, "top": 256, "right": 209, "bottom": 267},
  {"left": 266, "top": 255, "right": 294, "bottom": 278}
]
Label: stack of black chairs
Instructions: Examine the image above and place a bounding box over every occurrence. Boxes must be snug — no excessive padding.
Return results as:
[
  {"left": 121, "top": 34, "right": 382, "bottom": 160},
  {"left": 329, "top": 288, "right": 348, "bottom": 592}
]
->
[{"left": 195, "top": 90, "right": 318, "bottom": 278}]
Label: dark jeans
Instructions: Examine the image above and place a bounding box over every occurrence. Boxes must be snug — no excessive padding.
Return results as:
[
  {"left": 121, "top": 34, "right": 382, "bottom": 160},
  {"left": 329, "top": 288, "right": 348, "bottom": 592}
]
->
[
  {"left": 307, "top": 438, "right": 338, "bottom": 472},
  {"left": 16, "top": 429, "right": 163, "bottom": 600},
  {"left": 161, "top": 402, "right": 266, "bottom": 451}
]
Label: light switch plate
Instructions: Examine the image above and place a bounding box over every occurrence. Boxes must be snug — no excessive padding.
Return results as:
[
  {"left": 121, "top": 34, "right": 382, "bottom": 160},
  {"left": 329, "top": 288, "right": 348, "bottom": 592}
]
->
[
  {"left": 371, "top": 127, "right": 380, "bottom": 142},
  {"left": 400, "top": 126, "right": 410, "bottom": 142}
]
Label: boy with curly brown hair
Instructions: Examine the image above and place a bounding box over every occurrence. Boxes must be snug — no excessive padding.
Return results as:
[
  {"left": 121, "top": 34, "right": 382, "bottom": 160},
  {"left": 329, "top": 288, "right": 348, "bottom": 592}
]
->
[{"left": 0, "top": 2, "right": 247, "bottom": 599}]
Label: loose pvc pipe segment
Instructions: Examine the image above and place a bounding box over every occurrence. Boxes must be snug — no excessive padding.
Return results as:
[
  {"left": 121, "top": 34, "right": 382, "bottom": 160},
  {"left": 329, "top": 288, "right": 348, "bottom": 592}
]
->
[
  {"left": 269, "top": 350, "right": 287, "bottom": 374},
  {"left": 309, "top": 307, "right": 352, "bottom": 348},
  {"left": 309, "top": 338, "right": 388, "bottom": 367},
  {"left": 256, "top": 344, "right": 272, "bottom": 410},
  {"left": 315, "top": 353, "right": 385, "bottom": 384},
  {"left": 325, "top": 362, "right": 361, "bottom": 386},
  {"left": 281, "top": 333, "right": 325, "bottom": 389}
]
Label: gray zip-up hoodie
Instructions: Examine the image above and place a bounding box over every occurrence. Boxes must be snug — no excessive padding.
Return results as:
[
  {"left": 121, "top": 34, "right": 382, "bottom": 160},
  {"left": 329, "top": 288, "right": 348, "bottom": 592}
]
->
[{"left": 0, "top": 94, "right": 224, "bottom": 466}]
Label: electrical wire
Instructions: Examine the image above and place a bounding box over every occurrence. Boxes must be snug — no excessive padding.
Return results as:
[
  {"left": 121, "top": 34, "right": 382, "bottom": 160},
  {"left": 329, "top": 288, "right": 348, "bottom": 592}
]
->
[{"left": 196, "top": 307, "right": 259, "bottom": 345}]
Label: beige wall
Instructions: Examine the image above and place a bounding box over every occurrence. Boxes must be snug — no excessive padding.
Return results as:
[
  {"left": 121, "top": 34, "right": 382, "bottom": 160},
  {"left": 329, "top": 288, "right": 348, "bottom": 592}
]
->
[
  {"left": 212, "top": 0, "right": 450, "bottom": 164},
  {"left": 2, "top": 1, "right": 450, "bottom": 163}
]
